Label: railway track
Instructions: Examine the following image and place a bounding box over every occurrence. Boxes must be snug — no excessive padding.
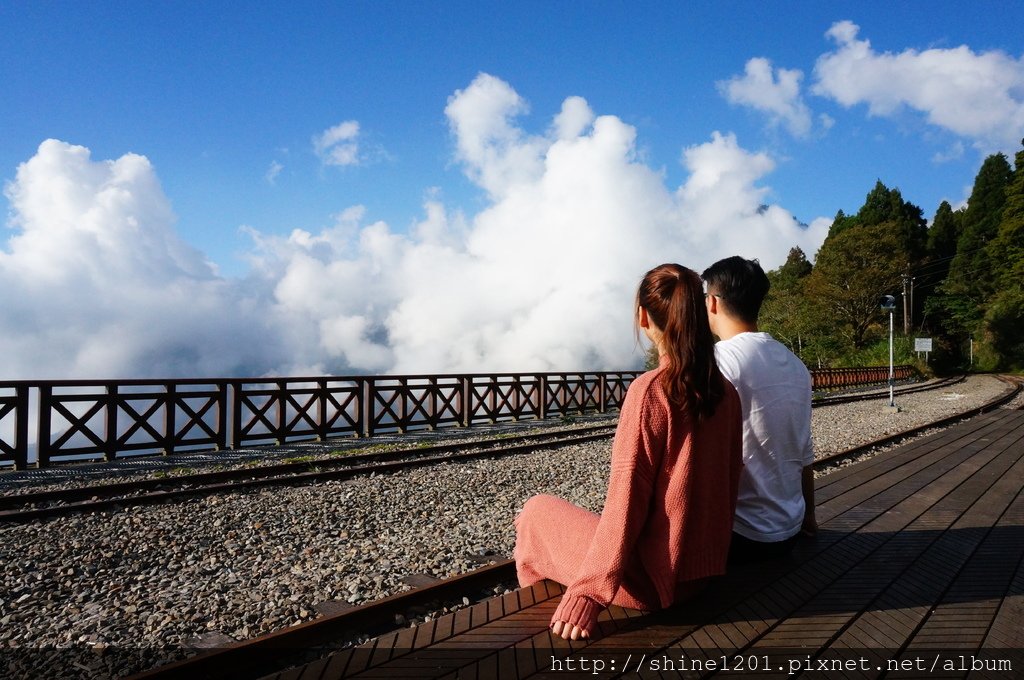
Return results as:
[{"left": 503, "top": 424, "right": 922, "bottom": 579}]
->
[
  {"left": 0, "top": 374, "right": 992, "bottom": 523},
  {"left": 0, "top": 424, "right": 618, "bottom": 522},
  {"left": 124, "top": 374, "right": 1023, "bottom": 680},
  {"left": 812, "top": 373, "right": 1021, "bottom": 468},
  {"left": 811, "top": 372, "right": 964, "bottom": 406}
]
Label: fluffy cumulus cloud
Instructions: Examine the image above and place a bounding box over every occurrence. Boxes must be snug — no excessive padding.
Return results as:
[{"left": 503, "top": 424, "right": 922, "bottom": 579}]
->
[
  {"left": 313, "top": 120, "right": 361, "bottom": 166},
  {"left": 813, "top": 20, "right": 1024, "bottom": 150},
  {"left": 718, "top": 57, "right": 814, "bottom": 137},
  {"left": 0, "top": 140, "right": 289, "bottom": 379},
  {"left": 0, "top": 75, "right": 828, "bottom": 380}
]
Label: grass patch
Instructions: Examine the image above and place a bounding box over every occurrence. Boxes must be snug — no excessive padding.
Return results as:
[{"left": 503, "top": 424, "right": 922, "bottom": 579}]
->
[
  {"left": 153, "top": 466, "right": 196, "bottom": 479},
  {"left": 282, "top": 455, "right": 318, "bottom": 464},
  {"left": 332, "top": 444, "right": 392, "bottom": 456}
]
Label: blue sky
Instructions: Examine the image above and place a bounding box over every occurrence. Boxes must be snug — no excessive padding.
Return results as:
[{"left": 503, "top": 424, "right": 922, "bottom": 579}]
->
[{"left": 1, "top": 2, "right": 1023, "bottom": 378}]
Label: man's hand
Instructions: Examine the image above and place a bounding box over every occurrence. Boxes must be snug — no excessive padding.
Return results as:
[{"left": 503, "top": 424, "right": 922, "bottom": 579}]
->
[
  {"left": 551, "top": 619, "right": 590, "bottom": 641},
  {"left": 800, "top": 466, "right": 817, "bottom": 538},
  {"left": 800, "top": 511, "right": 818, "bottom": 538}
]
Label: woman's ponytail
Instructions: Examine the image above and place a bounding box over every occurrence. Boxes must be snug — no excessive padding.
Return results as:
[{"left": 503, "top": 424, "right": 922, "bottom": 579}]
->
[{"left": 636, "top": 264, "right": 724, "bottom": 422}]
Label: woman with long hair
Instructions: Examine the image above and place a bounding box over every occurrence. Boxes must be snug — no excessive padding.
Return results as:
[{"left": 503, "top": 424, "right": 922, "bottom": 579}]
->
[{"left": 513, "top": 263, "right": 743, "bottom": 640}]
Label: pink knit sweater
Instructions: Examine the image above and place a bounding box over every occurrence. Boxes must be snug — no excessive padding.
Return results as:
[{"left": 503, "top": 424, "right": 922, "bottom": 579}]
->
[{"left": 546, "top": 362, "right": 743, "bottom": 631}]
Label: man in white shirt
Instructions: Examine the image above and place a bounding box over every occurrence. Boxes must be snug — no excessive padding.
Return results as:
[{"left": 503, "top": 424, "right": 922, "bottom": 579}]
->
[{"left": 701, "top": 256, "right": 816, "bottom": 563}]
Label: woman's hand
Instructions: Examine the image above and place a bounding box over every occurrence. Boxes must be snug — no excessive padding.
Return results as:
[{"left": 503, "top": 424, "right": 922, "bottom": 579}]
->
[{"left": 551, "top": 619, "right": 590, "bottom": 640}]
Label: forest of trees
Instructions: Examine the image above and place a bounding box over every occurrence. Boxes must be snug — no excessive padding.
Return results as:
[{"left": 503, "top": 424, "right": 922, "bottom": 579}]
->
[{"left": 759, "top": 141, "right": 1024, "bottom": 374}]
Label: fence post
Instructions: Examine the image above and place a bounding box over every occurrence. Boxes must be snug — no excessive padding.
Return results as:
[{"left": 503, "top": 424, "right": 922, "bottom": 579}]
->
[
  {"left": 163, "top": 382, "right": 176, "bottom": 456},
  {"left": 317, "top": 379, "right": 328, "bottom": 441},
  {"left": 276, "top": 380, "right": 287, "bottom": 444},
  {"left": 537, "top": 375, "right": 547, "bottom": 421},
  {"left": 14, "top": 385, "right": 29, "bottom": 470},
  {"left": 459, "top": 376, "right": 470, "bottom": 428},
  {"left": 428, "top": 377, "right": 438, "bottom": 430},
  {"left": 104, "top": 383, "right": 118, "bottom": 462},
  {"left": 363, "top": 378, "right": 374, "bottom": 437},
  {"left": 231, "top": 381, "right": 242, "bottom": 450},
  {"left": 37, "top": 385, "right": 52, "bottom": 468},
  {"left": 216, "top": 381, "right": 228, "bottom": 451}
]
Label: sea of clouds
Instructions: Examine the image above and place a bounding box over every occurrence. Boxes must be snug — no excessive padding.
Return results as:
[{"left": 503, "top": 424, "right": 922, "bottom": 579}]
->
[
  {"left": 1, "top": 73, "right": 842, "bottom": 380},
  {"left": 5, "top": 18, "right": 1022, "bottom": 380}
]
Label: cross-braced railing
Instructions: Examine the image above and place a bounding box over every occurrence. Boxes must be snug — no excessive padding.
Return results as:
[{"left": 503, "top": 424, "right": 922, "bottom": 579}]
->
[
  {"left": 810, "top": 365, "right": 914, "bottom": 390},
  {"left": 0, "top": 365, "right": 918, "bottom": 469},
  {"left": 0, "top": 371, "right": 645, "bottom": 469}
]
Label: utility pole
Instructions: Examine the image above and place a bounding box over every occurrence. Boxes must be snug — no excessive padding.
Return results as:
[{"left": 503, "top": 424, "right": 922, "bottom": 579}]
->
[
  {"left": 908, "top": 276, "right": 914, "bottom": 332},
  {"left": 881, "top": 295, "right": 898, "bottom": 410},
  {"left": 901, "top": 272, "right": 910, "bottom": 335}
]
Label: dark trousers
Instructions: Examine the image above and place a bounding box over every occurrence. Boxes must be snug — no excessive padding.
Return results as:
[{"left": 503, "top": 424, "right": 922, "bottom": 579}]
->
[{"left": 728, "top": 531, "right": 799, "bottom": 565}]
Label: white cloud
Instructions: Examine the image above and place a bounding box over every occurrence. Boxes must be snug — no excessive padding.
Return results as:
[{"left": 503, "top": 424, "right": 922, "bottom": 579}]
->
[
  {"left": 313, "top": 120, "right": 361, "bottom": 166},
  {"left": 813, "top": 20, "right": 1024, "bottom": 151},
  {"left": 0, "top": 140, "right": 286, "bottom": 379},
  {"left": 718, "top": 57, "right": 814, "bottom": 137},
  {"left": 444, "top": 73, "right": 548, "bottom": 199},
  {"left": 0, "top": 76, "right": 829, "bottom": 380},
  {"left": 932, "top": 141, "right": 965, "bottom": 163},
  {"left": 265, "top": 160, "right": 283, "bottom": 184}
]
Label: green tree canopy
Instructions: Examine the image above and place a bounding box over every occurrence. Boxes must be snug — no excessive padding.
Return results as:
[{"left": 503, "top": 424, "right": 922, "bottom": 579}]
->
[
  {"left": 980, "top": 144, "right": 1024, "bottom": 369},
  {"left": 774, "top": 246, "right": 813, "bottom": 286},
  {"left": 988, "top": 146, "right": 1024, "bottom": 290},
  {"left": 756, "top": 146, "right": 1024, "bottom": 372},
  {"left": 927, "top": 200, "right": 961, "bottom": 262},
  {"left": 930, "top": 153, "right": 1014, "bottom": 343},
  {"left": 807, "top": 222, "right": 907, "bottom": 349},
  {"left": 760, "top": 247, "right": 817, "bottom": 360},
  {"left": 827, "top": 181, "right": 928, "bottom": 263}
]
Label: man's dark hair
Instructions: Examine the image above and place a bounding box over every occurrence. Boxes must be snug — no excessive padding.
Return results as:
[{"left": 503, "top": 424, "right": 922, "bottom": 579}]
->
[{"left": 701, "top": 256, "right": 770, "bottom": 324}]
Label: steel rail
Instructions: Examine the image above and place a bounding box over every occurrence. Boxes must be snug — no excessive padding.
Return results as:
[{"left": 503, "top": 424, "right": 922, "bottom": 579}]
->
[
  {"left": 811, "top": 373, "right": 965, "bottom": 407},
  {"left": 0, "top": 425, "right": 619, "bottom": 522},
  {"left": 0, "top": 423, "right": 618, "bottom": 509},
  {"left": 812, "top": 374, "right": 1022, "bottom": 469},
  {"left": 125, "top": 559, "right": 519, "bottom": 680}
]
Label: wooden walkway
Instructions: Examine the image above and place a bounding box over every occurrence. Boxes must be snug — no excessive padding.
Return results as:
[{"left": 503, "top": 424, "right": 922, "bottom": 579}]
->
[{"left": 266, "top": 408, "right": 1024, "bottom": 679}]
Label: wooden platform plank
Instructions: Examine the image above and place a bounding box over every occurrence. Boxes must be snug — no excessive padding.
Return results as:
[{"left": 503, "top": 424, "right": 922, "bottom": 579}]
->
[
  {"left": 342, "top": 637, "right": 379, "bottom": 676},
  {"left": 814, "top": 411, "right": 1010, "bottom": 498},
  {"left": 809, "top": 417, "right": 1024, "bottom": 679},
  {"left": 413, "top": 618, "right": 439, "bottom": 650},
  {"left": 317, "top": 649, "right": 355, "bottom": 680},
  {"left": 501, "top": 590, "right": 520, "bottom": 616},
  {"left": 452, "top": 606, "right": 473, "bottom": 636},
  {"left": 655, "top": 411, "right": 1024, "bottom": 671},
  {"left": 294, "top": 657, "right": 331, "bottom": 680},
  {"left": 392, "top": 623, "right": 418, "bottom": 650},
  {"left": 282, "top": 410, "right": 1024, "bottom": 680}
]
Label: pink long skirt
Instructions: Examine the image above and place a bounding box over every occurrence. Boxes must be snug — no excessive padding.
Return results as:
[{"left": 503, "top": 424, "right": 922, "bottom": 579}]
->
[{"left": 512, "top": 493, "right": 661, "bottom": 611}]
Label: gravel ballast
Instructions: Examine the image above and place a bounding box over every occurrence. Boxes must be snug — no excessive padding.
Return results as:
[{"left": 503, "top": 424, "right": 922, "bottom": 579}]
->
[{"left": 0, "top": 374, "right": 1019, "bottom": 678}]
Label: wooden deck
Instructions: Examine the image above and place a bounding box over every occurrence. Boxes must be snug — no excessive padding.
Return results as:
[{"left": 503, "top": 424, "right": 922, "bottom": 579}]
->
[{"left": 266, "top": 408, "right": 1024, "bottom": 679}]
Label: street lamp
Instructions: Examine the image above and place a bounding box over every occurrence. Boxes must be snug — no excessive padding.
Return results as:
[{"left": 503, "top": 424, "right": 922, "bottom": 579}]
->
[{"left": 881, "top": 295, "right": 897, "bottom": 409}]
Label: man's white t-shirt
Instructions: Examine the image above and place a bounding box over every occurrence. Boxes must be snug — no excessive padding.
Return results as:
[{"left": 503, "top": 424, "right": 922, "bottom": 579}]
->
[{"left": 715, "top": 332, "right": 813, "bottom": 542}]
